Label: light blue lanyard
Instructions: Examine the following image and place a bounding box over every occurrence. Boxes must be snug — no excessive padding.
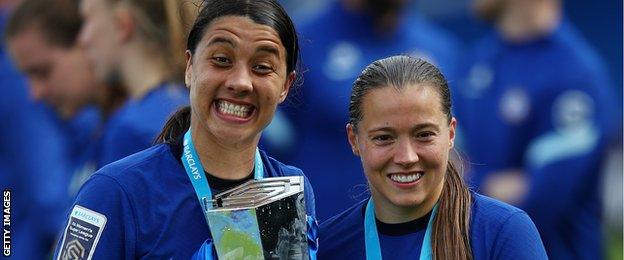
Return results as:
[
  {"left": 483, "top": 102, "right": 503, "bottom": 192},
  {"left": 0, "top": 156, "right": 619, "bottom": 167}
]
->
[
  {"left": 364, "top": 198, "right": 438, "bottom": 260},
  {"left": 181, "top": 129, "right": 264, "bottom": 223}
]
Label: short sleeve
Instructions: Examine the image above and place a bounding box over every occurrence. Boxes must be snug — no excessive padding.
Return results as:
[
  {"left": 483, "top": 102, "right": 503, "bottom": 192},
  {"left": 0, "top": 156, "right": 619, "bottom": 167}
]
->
[
  {"left": 492, "top": 212, "right": 548, "bottom": 260},
  {"left": 54, "top": 174, "right": 137, "bottom": 259}
]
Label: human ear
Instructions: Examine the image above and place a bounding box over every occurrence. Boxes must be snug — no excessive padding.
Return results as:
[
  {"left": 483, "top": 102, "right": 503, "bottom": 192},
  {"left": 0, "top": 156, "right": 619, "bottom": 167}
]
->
[
  {"left": 114, "top": 5, "right": 135, "bottom": 43},
  {"left": 448, "top": 117, "right": 457, "bottom": 148},
  {"left": 346, "top": 123, "right": 360, "bottom": 156},
  {"left": 278, "top": 71, "right": 296, "bottom": 103},
  {"left": 184, "top": 50, "right": 193, "bottom": 88}
]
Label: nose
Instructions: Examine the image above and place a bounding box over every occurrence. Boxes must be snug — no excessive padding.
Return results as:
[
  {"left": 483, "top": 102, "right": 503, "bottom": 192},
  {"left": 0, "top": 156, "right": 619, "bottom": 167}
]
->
[
  {"left": 225, "top": 64, "right": 253, "bottom": 96},
  {"left": 393, "top": 138, "right": 419, "bottom": 168}
]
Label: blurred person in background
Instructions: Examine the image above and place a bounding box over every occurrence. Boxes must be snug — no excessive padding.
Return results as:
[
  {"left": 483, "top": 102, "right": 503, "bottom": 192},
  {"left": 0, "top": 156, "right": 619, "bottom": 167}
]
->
[
  {"left": 269, "top": 0, "right": 463, "bottom": 221},
  {"left": 78, "top": 0, "right": 192, "bottom": 166},
  {"left": 454, "top": 0, "right": 620, "bottom": 259},
  {"left": 6, "top": 0, "right": 127, "bottom": 199},
  {"left": 0, "top": 0, "right": 72, "bottom": 258}
]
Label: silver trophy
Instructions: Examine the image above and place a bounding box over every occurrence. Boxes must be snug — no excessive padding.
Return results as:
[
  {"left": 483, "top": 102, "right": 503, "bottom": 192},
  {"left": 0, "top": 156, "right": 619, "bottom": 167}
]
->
[{"left": 205, "top": 176, "right": 308, "bottom": 260}]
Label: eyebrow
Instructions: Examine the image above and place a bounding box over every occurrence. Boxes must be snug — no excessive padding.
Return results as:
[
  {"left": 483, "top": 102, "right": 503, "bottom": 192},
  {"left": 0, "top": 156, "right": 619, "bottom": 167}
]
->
[
  {"left": 368, "top": 123, "right": 440, "bottom": 133},
  {"left": 256, "top": 45, "right": 280, "bottom": 57},
  {"left": 207, "top": 36, "right": 235, "bottom": 48}
]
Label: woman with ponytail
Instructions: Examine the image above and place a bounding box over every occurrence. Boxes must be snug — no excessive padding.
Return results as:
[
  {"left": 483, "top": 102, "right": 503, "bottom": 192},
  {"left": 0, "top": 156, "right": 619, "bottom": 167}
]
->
[
  {"left": 77, "top": 0, "right": 194, "bottom": 165},
  {"left": 319, "top": 55, "right": 547, "bottom": 259},
  {"left": 54, "top": 0, "right": 317, "bottom": 259}
]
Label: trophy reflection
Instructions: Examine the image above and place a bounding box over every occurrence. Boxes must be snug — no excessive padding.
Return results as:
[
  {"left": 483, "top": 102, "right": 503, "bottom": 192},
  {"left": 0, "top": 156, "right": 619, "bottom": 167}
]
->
[{"left": 206, "top": 176, "right": 308, "bottom": 259}]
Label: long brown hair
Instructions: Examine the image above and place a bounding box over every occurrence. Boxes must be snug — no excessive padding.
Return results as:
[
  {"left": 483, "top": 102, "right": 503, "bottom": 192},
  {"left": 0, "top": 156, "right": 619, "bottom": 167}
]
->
[
  {"left": 349, "top": 55, "right": 473, "bottom": 260},
  {"left": 105, "top": 0, "right": 198, "bottom": 82}
]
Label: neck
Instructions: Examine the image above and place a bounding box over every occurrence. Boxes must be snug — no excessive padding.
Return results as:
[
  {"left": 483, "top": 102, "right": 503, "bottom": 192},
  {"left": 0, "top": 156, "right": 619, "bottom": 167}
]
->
[
  {"left": 371, "top": 183, "right": 443, "bottom": 224},
  {"left": 189, "top": 121, "right": 257, "bottom": 180},
  {"left": 96, "top": 82, "right": 125, "bottom": 118},
  {"left": 496, "top": 0, "right": 561, "bottom": 43},
  {"left": 120, "top": 45, "right": 169, "bottom": 99}
]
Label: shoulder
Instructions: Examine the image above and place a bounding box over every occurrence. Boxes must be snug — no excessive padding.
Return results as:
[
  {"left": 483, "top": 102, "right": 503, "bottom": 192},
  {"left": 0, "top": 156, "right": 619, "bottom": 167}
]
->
[
  {"left": 470, "top": 192, "right": 535, "bottom": 233},
  {"left": 96, "top": 144, "right": 179, "bottom": 188},
  {"left": 72, "top": 143, "right": 181, "bottom": 226},
  {"left": 56, "top": 160, "right": 160, "bottom": 260},
  {"left": 260, "top": 149, "right": 304, "bottom": 177},
  {"left": 103, "top": 102, "right": 142, "bottom": 139},
  {"left": 319, "top": 199, "right": 365, "bottom": 240},
  {"left": 318, "top": 199, "right": 366, "bottom": 258},
  {"left": 110, "top": 85, "right": 188, "bottom": 135},
  {"left": 141, "top": 84, "right": 189, "bottom": 109},
  {"left": 471, "top": 192, "right": 526, "bottom": 221},
  {"left": 551, "top": 21, "right": 606, "bottom": 72},
  {"left": 470, "top": 192, "right": 547, "bottom": 259}
]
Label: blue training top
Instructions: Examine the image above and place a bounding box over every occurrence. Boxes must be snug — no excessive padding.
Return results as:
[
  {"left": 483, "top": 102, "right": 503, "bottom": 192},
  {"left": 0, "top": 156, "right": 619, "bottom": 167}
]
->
[
  {"left": 454, "top": 19, "right": 618, "bottom": 259},
  {"left": 271, "top": 1, "right": 462, "bottom": 221},
  {"left": 319, "top": 192, "right": 547, "bottom": 260},
  {"left": 54, "top": 139, "right": 317, "bottom": 259},
  {"left": 99, "top": 82, "right": 189, "bottom": 166},
  {"left": 54, "top": 106, "right": 105, "bottom": 198}
]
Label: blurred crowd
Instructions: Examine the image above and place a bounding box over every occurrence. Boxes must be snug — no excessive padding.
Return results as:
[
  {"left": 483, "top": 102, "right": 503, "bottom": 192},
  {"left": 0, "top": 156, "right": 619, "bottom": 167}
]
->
[{"left": 0, "top": 0, "right": 621, "bottom": 259}]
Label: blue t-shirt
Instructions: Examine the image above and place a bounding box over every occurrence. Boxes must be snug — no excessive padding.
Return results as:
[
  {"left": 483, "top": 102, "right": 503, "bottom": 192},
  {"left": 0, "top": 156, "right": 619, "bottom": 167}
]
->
[
  {"left": 454, "top": 20, "right": 618, "bottom": 259},
  {"left": 267, "top": 1, "right": 462, "bottom": 221},
  {"left": 319, "top": 192, "right": 547, "bottom": 259},
  {"left": 54, "top": 141, "right": 317, "bottom": 259},
  {"left": 57, "top": 106, "right": 106, "bottom": 198},
  {"left": 100, "top": 83, "right": 189, "bottom": 165}
]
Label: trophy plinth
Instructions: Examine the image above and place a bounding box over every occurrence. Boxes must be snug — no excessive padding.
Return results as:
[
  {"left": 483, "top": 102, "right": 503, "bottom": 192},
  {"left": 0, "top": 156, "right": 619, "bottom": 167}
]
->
[{"left": 206, "top": 176, "right": 308, "bottom": 260}]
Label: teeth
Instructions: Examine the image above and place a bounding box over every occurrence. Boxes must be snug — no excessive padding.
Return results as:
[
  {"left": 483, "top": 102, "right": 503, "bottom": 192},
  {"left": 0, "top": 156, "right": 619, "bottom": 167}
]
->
[
  {"left": 218, "top": 100, "right": 251, "bottom": 118},
  {"left": 389, "top": 173, "right": 422, "bottom": 183}
]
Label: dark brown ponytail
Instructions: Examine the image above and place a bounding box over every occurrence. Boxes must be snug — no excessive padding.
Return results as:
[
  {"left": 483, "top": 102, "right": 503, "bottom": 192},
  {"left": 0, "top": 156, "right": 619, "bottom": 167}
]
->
[
  {"left": 155, "top": 106, "right": 191, "bottom": 144},
  {"left": 431, "top": 159, "right": 473, "bottom": 260}
]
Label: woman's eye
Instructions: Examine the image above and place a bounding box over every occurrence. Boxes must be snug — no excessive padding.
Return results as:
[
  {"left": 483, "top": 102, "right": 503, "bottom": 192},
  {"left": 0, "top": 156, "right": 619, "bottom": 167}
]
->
[
  {"left": 372, "top": 135, "right": 394, "bottom": 145},
  {"left": 252, "top": 64, "right": 273, "bottom": 74},
  {"left": 416, "top": 132, "right": 435, "bottom": 140},
  {"left": 211, "top": 56, "right": 231, "bottom": 66}
]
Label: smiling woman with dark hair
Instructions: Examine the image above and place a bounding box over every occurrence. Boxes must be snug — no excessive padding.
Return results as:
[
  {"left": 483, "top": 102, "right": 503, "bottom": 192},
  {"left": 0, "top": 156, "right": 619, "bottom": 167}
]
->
[
  {"left": 53, "top": 0, "right": 317, "bottom": 259},
  {"left": 318, "top": 55, "right": 547, "bottom": 260}
]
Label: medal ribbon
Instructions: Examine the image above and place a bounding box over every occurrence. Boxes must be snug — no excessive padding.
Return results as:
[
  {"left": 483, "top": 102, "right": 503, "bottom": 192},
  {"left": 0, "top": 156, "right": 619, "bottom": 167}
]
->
[
  {"left": 181, "top": 129, "right": 264, "bottom": 224},
  {"left": 364, "top": 198, "right": 438, "bottom": 260}
]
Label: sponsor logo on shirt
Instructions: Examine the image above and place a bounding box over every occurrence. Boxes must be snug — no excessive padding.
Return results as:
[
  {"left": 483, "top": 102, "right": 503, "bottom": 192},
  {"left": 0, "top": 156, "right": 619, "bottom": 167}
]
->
[{"left": 57, "top": 206, "right": 107, "bottom": 260}]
